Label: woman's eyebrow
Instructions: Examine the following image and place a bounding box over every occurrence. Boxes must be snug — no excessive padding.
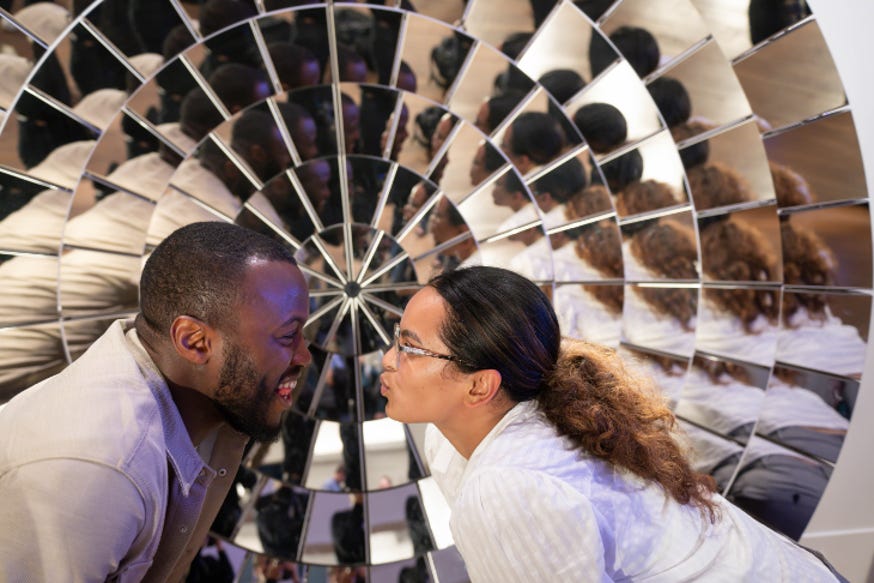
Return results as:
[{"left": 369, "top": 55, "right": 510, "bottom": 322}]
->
[{"left": 399, "top": 328, "right": 423, "bottom": 344}]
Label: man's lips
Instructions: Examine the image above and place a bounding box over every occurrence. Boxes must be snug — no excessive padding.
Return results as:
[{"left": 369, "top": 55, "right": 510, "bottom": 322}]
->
[{"left": 276, "top": 368, "right": 303, "bottom": 402}]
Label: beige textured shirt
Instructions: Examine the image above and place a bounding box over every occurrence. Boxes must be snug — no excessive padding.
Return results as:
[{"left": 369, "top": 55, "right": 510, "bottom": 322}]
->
[{"left": 0, "top": 319, "right": 248, "bottom": 582}]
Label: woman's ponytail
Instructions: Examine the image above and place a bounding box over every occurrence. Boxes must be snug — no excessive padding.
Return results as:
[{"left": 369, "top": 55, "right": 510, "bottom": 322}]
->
[{"left": 537, "top": 338, "right": 719, "bottom": 521}]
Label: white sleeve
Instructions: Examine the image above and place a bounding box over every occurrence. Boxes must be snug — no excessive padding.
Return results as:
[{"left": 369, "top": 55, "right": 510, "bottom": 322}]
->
[
  {"left": 450, "top": 467, "right": 613, "bottom": 583},
  {"left": 0, "top": 458, "right": 149, "bottom": 581}
]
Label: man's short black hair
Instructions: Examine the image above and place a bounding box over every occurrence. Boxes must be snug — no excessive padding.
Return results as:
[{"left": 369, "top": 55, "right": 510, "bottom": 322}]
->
[
  {"left": 139, "top": 222, "right": 297, "bottom": 334},
  {"left": 508, "top": 112, "right": 565, "bottom": 165},
  {"left": 573, "top": 102, "right": 628, "bottom": 153}
]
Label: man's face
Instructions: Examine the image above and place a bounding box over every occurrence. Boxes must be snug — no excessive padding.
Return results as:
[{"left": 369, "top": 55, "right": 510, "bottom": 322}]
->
[
  {"left": 379, "top": 105, "right": 410, "bottom": 160},
  {"left": 300, "top": 160, "right": 332, "bottom": 213},
  {"left": 429, "top": 197, "right": 464, "bottom": 244},
  {"left": 297, "top": 59, "right": 321, "bottom": 88},
  {"left": 430, "top": 115, "right": 453, "bottom": 156},
  {"left": 475, "top": 100, "right": 490, "bottom": 133},
  {"left": 469, "top": 143, "right": 488, "bottom": 186},
  {"left": 212, "top": 260, "right": 311, "bottom": 442},
  {"left": 491, "top": 174, "right": 518, "bottom": 207},
  {"left": 261, "top": 129, "right": 293, "bottom": 181},
  {"left": 292, "top": 116, "right": 319, "bottom": 161}
]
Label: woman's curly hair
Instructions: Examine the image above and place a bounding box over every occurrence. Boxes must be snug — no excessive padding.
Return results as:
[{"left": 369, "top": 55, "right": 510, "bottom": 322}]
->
[
  {"left": 630, "top": 221, "right": 699, "bottom": 329},
  {"left": 575, "top": 219, "right": 624, "bottom": 314},
  {"left": 780, "top": 220, "right": 836, "bottom": 324},
  {"left": 540, "top": 339, "right": 719, "bottom": 522},
  {"left": 700, "top": 219, "right": 779, "bottom": 330}
]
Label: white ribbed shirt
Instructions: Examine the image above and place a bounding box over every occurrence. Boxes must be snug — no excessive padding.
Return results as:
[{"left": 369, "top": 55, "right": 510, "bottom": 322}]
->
[{"left": 425, "top": 401, "right": 836, "bottom": 582}]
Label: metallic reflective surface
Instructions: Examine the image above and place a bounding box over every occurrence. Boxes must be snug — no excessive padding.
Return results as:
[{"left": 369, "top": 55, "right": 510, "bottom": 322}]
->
[{"left": 0, "top": 0, "right": 868, "bottom": 577}]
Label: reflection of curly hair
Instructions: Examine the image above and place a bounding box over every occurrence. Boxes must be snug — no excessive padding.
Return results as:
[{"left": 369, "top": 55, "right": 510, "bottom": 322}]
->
[
  {"left": 639, "top": 287, "right": 698, "bottom": 331},
  {"left": 565, "top": 184, "right": 613, "bottom": 220},
  {"left": 700, "top": 220, "right": 779, "bottom": 330},
  {"left": 631, "top": 222, "right": 698, "bottom": 279},
  {"left": 781, "top": 220, "right": 836, "bottom": 324},
  {"left": 687, "top": 162, "right": 752, "bottom": 211},
  {"left": 542, "top": 339, "right": 718, "bottom": 521},
  {"left": 696, "top": 359, "right": 753, "bottom": 385},
  {"left": 770, "top": 161, "right": 813, "bottom": 207},
  {"left": 616, "top": 180, "right": 679, "bottom": 216},
  {"left": 574, "top": 220, "right": 624, "bottom": 314},
  {"left": 630, "top": 222, "right": 699, "bottom": 329}
]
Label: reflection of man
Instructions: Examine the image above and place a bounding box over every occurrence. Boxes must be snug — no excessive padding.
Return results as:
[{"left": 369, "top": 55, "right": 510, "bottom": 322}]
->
[{"left": 0, "top": 222, "right": 312, "bottom": 581}]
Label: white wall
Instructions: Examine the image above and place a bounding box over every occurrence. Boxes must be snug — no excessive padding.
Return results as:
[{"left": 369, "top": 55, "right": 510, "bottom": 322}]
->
[{"left": 801, "top": 1, "right": 874, "bottom": 581}]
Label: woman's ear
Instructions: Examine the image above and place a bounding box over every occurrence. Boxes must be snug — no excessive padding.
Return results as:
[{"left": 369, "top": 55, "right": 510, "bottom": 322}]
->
[
  {"left": 465, "top": 369, "right": 503, "bottom": 408},
  {"left": 170, "top": 315, "right": 216, "bottom": 366}
]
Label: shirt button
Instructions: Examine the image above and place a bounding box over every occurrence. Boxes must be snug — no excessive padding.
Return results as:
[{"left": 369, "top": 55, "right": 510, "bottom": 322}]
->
[
  {"left": 218, "top": 468, "right": 228, "bottom": 477},
  {"left": 179, "top": 526, "right": 188, "bottom": 534}
]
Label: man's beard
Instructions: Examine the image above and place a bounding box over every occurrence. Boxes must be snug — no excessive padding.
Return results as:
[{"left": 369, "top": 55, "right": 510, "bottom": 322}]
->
[{"left": 213, "top": 341, "right": 282, "bottom": 442}]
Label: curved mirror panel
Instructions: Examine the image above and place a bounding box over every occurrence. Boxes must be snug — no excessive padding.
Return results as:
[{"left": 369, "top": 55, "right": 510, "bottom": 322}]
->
[{"left": 0, "top": 0, "right": 870, "bottom": 572}]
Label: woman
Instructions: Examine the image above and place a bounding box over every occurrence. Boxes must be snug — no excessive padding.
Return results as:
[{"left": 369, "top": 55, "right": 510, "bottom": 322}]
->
[{"left": 379, "top": 265, "right": 842, "bottom": 581}]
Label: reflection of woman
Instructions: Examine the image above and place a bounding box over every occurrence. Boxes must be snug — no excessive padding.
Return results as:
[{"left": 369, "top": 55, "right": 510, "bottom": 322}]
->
[
  {"left": 379, "top": 266, "right": 839, "bottom": 581},
  {"left": 686, "top": 162, "right": 753, "bottom": 211},
  {"left": 696, "top": 217, "right": 781, "bottom": 365},
  {"left": 623, "top": 220, "right": 699, "bottom": 355},
  {"left": 778, "top": 218, "right": 866, "bottom": 376},
  {"left": 553, "top": 214, "right": 624, "bottom": 346}
]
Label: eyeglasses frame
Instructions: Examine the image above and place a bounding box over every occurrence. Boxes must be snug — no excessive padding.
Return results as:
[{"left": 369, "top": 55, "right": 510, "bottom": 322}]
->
[{"left": 392, "top": 323, "right": 464, "bottom": 369}]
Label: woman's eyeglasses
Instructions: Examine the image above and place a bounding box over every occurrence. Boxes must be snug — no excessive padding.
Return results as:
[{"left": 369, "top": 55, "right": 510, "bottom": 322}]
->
[{"left": 392, "top": 324, "right": 464, "bottom": 369}]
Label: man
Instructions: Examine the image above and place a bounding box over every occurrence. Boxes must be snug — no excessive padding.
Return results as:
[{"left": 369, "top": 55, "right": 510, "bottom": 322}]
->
[{"left": 0, "top": 222, "right": 312, "bottom": 582}]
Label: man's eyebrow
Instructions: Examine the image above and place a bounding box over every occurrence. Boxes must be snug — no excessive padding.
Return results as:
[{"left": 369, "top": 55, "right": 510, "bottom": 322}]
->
[{"left": 279, "top": 315, "right": 305, "bottom": 329}]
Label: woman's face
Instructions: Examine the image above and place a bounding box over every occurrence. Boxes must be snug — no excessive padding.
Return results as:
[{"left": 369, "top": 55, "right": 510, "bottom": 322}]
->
[{"left": 379, "top": 287, "right": 469, "bottom": 425}]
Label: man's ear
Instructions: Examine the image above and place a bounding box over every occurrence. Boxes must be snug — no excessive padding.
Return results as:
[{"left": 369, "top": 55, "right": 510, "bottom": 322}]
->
[
  {"left": 170, "top": 316, "right": 215, "bottom": 366},
  {"left": 465, "top": 369, "right": 503, "bottom": 408}
]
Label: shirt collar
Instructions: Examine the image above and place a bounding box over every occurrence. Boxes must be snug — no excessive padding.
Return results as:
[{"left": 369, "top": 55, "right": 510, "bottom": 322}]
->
[
  {"left": 468, "top": 400, "right": 538, "bottom": 465},
  {"left": 121, "top": 320, "right": 206, "bottom": 496}
]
